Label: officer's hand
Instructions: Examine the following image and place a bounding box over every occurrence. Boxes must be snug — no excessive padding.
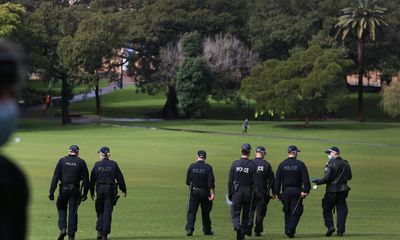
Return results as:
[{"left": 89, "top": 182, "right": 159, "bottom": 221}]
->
[
  {"left": 81, "top": 195, "right": 88, "bottom": 202},
  {"left": 48, "top": 193, "right": 54, "bottom": 201},
  {"left": 91, "top": 193, "right": 95, "bottom": 201},
  {"left": 228, "top": 194, "right": 232, "bottom": 201},
  {"left": 123, "top": 191, "right": 127, "bottom": 198},
  {"left": 311, "top": 177, "right": 318, "bottom": 184},
  {"left": 300, "top": 192, "right": 308, "bottom": 198},
  {"left": 208, "top": 193, "right": 215, "bottom": 201}
]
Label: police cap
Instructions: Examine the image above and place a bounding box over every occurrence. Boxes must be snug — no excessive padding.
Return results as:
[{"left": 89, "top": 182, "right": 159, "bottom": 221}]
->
[
  {"left": 288, "top": 145, "right": 300, "bottom": 153},
  {"left": 241, "top": 143, "right": 252, "bottom": 151},
  {"left": 197, "top": 150, "right": 207, "bottom": 158},
  {"left": 325, "top": 146, "right": 340, "bottom": 154},
  {"left": 69, "top": 145, "right": 79, "bottom": 153},
  {"left": 98, "top": 146, "right": 110, "bottom": 154}
]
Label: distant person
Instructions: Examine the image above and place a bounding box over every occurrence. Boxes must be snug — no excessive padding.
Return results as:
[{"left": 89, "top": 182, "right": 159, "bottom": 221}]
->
[
  {"left": 185, "top": 150, "right": 215, "bottom": 236},
  {"left": 45, "top": 94, "right": 52, "bottom": 108},
  {"left": 49, "top": 145, "right": 90, "bottom": 240},
  {"left": 0, "top": 40, "right": 29, "bottom": 240},
  {"left": 274, "top": 145, "right": 311, "bottom": 238},
  {"left": 242, "top": 118, "right": 249, "bottom": 134},
  {"left": 248, "top": 146, "right": 275, "bottom": 237},
  {"left": 228, "top": 143, "right": 256, "bottom": 240},
  {"left": 312, "top": 147, "right": 352, "bottom": 237},
  {"left": 90, "top": 147, "right": 127, "bottom": 240}
]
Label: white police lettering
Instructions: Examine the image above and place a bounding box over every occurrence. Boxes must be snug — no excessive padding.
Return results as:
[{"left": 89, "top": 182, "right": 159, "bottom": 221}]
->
[
  {"left": 98, "top": 167, "right": 113, "bottom": 172},
  {"left": 284, "top": 166, "right": 298, "bottom": 171},
  {"left": 65, "top": 162, "right": 77, "bottom": 166},
  {"left": 236, "top": 167, "right": 249, "bottom": 173},
  {"left": 193, "top": 168, "right": 206, "bottom": 174},
  {"left": 257, "top": 166, "right": 264, "bottom": 172}
]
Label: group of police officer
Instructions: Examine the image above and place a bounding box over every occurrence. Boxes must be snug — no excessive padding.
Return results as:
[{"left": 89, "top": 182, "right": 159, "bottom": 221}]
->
[
  {"left": 49, "top": 145, "right": 127, "bottom": 240},
  {"left": 185, "top": 144, "right": 352, "bottom": 240}
]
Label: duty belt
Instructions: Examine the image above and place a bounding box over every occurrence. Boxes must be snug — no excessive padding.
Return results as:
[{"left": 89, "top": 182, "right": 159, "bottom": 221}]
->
[{"left": 192, "top": 187, "right": 207, "bottom": 190}]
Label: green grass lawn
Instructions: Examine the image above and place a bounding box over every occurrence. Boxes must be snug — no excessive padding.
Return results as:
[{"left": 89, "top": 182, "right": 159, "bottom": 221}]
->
[{"left": 3, "top": 119, "right": 400, "bottom": 239}]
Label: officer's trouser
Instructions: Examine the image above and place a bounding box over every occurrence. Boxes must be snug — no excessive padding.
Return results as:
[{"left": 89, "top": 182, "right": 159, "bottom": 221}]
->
[
  {"left": 95, "top": 185, "right": 115, "bottom": 235},
  {"left": 186, "top": 188, "right": 213, "bottom": 233},
  {"left": 282, "top": 187, "right": 303, "bottom": 234},
  {"left": 322, "top": 191, "right": 349, "bottom": 234},
  {"left": 248, "top": 193, "right": 270, "bottom": 233},
  {"left": 57, "top": 185, "right": 80, "bottom": 237},
  {"left": 231, "top": 187, "right": 252, "bottom": 233}
]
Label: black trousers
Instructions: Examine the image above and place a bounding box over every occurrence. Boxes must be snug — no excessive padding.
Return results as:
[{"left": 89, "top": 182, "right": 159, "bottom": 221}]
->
[
  {"left": 186, "top": 188, "right": 213, "bottom": 233},
  {"left": 95, "top": 185, "right": 115, "bottom": 235},
  {"left": 231, "top": 187, "right": 252, "bottom": 232},
  {"left": 248, "top": 193, "right": 270, "bottom": 233},
  {"left": 282, "top": 188, "right": 303, "bottom": 235},
  {"left": 322, "top": 191, "right": 349, "bottom": 233},
  {"left": 57, "top": 187, "right": 80, "bottom": 237}
]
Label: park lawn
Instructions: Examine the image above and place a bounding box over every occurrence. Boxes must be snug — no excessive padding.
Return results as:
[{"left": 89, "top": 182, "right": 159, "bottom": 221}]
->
[{"left": 2, "top": 119, "right": 400, "bottom": 240}]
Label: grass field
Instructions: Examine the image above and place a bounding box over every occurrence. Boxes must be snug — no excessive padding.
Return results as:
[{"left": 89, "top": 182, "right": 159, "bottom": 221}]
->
[
  {"left": 3, "top": 119, "right": 400, "bottom": 240},
  {"left": 27, "top": 79, "right": 110, "bottom": 96}
]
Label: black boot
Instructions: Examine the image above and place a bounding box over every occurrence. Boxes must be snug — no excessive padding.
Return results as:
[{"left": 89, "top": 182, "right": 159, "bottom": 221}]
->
[
  {"left": 236, "top": 227, "right": 244, "bottom": 240},
  {"left": 101, "top": 234, "right": 108, "bottom": 240},
  {"left": 325, "top": 226, "right": 336, "bottom": 237},
  {"left": 285, "top": 230, "right": 295, "bottom": 238},
  {"left": 255, "top": 231, "right": 262, "bottom": 237},
  {"left": 187, "top": 229, "right": 193, "bottom": 236},
  {"left": 57, "top": 229, "right": 66, "bottom": 240},
  {"left": 68, "top": 235, "right": 75, "bottom": 240},
  {"left": 204, "top": 230, "right": 214, "bottom": 235},
  {"left": 97, "top": 231, "right": 102, "bottom": 239}
]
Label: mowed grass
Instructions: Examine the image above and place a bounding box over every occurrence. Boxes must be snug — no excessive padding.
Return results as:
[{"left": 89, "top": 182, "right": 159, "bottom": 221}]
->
[{"left": 2, "top": 119, "right": 400, "bottom": 240}]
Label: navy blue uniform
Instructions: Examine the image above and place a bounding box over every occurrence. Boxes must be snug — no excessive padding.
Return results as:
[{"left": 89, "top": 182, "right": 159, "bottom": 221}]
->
[
  {"left": 274, "top": 157, "right": 311, "bottom": 236},
  {"left": 228, "top": 158, "right": 256, "bottom": 234},
  {"left": 90, "top": 158, "right": 126, "bottom": 236},
  {"left": 314, "top": 157, "right": 352, "bottom": 235},
  {"left": 49, "top": 155, "right": 90, "bottom": 238},
  {"left": 185, "top": 160, "right": 215, "bottom": 234},
  {"left": 0, "top": 156, "right": 29, "bottom": 240},
  {"left": 248, "top": 158, "right": 275, "bottom": 234}
]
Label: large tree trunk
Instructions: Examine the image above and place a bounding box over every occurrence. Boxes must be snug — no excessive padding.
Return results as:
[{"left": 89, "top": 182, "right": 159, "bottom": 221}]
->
[
  {"left": 162, "top": 85, "right": 179, "bottom": 118},
  {"left": 95, "top": 75, "right": 102, "bottom": 115},
  {"left": 357, "top": 38, "right": 365, "bottom": 122},
  {"left": 61, "top": 75, "right": 71, "bottom": 124}
]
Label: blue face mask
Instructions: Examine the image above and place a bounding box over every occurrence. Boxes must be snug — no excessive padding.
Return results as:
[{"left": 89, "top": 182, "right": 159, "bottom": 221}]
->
[{"left": 0, "top": 100, "right": 18, "bottom": 146}]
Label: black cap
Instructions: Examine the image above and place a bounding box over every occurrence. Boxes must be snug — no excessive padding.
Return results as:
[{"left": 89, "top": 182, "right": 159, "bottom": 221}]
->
[
  {"left": 288, "top": 145, "right": 300, "bottom": 153},
  {"left": 98, "top": 146, "right": 110, "bottom": 154},
  {"left": 69, "top": 145, "right": 79, "bottom": 153},
  {"left": 325, "top": 146, "right": 340, "bottom": 154},
  {"left": 256, "top": 146, "right": 266, "bottom": 153},
  {"left": 241, "top": 143, "right": 252, "bottom": 151},
  {"left": 197, "top": 150, "right": 207, "bottom": 158}
]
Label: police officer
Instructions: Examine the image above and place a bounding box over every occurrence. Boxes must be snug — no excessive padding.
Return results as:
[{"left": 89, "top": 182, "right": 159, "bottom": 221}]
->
[
  {"left": 0, "top": 40, "right": 29, "bottom": 240},
  {"left": 185, "top": 150, "right": 215, "bottom": 236},
  {"left": 311, "top": 147, "right": 352, "bottom": 237},
  {"left": 228, "top": 143, "right": 256, "bottom": 240},
  {"left": 248, "top": 146, "right": 275, "bottom": 237},
  {"left": 274, "top": 145, "right": 311, "bottom": 238},
  {"left": 90, "top": 147, "right": 127, "bottom": 240},
  {"left": 49, "top": 145, "right": 90, "bottom": 240}
]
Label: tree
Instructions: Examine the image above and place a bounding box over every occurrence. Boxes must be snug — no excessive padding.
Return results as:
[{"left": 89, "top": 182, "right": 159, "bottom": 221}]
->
[
  {"left": 336, "top": 0, "right": 388, "bottom": 122},
  {"left": 58, "top": 12, "right": 128, "bottom": 115},
  {"left": 203, "top": 33, "right": 258, "bottom": 101},
  {"left": 240, "top": 44, "right": 353, "bottom": 126},
  {"left": 0, "top": 3, "right": 25, "bottom": 39},
  {"left": 380, "top": 80, "right": 400, "bottom": 118},
  {"left": 23, "top": 2, "right": 79, "bottom": 124},
  {"left": 175, "top": 32, "right": 213, "bottom": 118}
]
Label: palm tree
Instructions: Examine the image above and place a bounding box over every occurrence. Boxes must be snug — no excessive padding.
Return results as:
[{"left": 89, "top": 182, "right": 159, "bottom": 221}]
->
[{"left": 336, "top": 0, "right": 388, "bottom": 122}]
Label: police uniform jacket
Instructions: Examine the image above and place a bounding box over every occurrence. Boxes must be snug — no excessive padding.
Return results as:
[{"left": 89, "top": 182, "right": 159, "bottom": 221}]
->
[
  {"left": 186, "top": 160, "right": 215, "bottom": 190},
  {"left": 228, "top": 158, "right": 256, "bottom": 195},
  {"left": 253, "top": 158, "right": 275, "bottom": 195},
  {"left": 274, "top": 157, "right": 311, "bottom": 194},
  {"left": 314, "top": 157, "right": 352, "bottom": 192},
  {"left": 90, "top": 158, "right": 127, "bottom": 196}
]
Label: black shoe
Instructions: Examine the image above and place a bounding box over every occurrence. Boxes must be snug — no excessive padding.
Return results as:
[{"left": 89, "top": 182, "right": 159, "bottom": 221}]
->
[
  {"left": 68, "top": 236, "right": 75, "bottom": 240},
  {"left": 97, "top": 231, "right": 102, "bottom": 239},
  {"left": 255, "top": 232, "right": 262, "bottom": 237},
  {"left": 337, "top": 232, "right": 344, "bottom": 237},
  {"left": 246, "top": 228, "right": 252, "bottom": 237},
  {"left": 101, "top": 235, "right": 108, "bottom": 240},
  {"left": 187, "top": 229, "right": 193, "bottom": 236},
  {"left": 236, "top": 228, "right": 244, "bottom": 240},
  {"left": 325, "top": 227, "right": 336, "bottom": 236},
  {"left": 204, "top": 230, "right": 214, "bottom": 235},
  {"left": 285, "top": 230, "right": 295, "bottom": 238},
  {"left": 58, "top": 229, "right": 66, "bottom": 240}
]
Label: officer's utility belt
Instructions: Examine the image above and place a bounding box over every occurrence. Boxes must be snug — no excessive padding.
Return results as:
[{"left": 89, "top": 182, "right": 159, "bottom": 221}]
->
[
  {"left": 60, "top": 183, "right": 79, "bottom": 190},
  {"left": 192, "top": 187, "right": 207, "bottom": 191}
]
